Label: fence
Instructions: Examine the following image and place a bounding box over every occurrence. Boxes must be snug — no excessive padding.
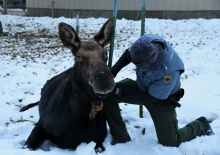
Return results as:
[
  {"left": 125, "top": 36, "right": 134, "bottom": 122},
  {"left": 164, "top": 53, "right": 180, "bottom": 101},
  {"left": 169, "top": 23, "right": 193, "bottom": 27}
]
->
[{"left": 24, "top": 0, "right": 220, "bottom": 19}]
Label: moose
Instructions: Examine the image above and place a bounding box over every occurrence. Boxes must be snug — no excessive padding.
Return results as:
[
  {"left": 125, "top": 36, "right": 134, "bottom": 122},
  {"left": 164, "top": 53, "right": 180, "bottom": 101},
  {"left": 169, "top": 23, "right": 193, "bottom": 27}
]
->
[{"left": 20, "top": 18, "right": 115, "bottom": 153}]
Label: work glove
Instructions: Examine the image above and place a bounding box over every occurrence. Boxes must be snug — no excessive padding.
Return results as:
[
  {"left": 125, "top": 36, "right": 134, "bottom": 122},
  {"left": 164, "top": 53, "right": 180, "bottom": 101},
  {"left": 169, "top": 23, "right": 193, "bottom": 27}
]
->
[{"left": 172, "top": 88, "right": 184, "bottom": 101}]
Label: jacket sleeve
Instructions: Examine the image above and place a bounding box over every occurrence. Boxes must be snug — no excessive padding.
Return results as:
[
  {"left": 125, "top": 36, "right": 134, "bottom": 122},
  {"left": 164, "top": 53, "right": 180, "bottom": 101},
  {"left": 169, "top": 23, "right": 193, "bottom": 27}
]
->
[{"left": 111, "top": 49, "right": 131, "bottom": 77}]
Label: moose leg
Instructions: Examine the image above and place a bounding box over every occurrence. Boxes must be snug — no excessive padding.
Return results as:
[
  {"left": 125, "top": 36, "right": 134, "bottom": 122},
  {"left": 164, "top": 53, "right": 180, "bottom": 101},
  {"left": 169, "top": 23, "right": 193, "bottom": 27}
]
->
[
  {"left": 94, "top": 140, "right": 105, "bottom": 153},
  {"left": 25, "top": 125, "right": 48, "bottom": 150}
]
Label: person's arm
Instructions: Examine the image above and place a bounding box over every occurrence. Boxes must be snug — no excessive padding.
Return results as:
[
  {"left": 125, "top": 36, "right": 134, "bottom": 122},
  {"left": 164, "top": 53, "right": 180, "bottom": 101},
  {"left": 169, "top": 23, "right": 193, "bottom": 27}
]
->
[
  {"left": 95, "top": 87, "right": 162, "bottom": 104},
  {"left": 117, "top": 88, "right": 163, "bottom": 104},
  {"left": 111, "top": 49, "right": 131, "bottom": 77}
]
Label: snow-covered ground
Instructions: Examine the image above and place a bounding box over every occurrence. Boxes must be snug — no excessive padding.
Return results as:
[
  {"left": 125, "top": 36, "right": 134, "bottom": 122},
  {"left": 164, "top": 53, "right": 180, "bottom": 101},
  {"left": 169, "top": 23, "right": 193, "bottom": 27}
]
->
[{"left": 0, "top": 15, "right": 220, "bottom": 155}]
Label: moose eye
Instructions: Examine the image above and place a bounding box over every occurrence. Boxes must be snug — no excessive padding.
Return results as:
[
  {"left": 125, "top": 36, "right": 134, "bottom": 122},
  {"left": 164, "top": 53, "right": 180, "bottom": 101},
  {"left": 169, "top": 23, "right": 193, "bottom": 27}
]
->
[
  {"left": 76, "top": 55, "right": 82, "bottom": 61},
  {"left": 102, "top": 51, "right": 108, "bottom": 62},
  {"left": 104, "top": 52, "right": 108, "bottom": 58}
]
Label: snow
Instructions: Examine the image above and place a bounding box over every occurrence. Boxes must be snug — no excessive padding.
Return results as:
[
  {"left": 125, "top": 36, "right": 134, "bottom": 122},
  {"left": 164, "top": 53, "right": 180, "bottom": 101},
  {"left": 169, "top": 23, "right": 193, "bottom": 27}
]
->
[{"left": 0, "top": 15, "right": 220, "bottom": 155}]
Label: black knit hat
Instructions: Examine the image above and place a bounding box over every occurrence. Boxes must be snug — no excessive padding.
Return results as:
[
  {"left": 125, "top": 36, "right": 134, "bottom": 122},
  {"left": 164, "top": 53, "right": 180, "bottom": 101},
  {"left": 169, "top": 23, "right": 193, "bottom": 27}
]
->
[{"left": 130, "top": 40, "right": 158, "bottom": 67}]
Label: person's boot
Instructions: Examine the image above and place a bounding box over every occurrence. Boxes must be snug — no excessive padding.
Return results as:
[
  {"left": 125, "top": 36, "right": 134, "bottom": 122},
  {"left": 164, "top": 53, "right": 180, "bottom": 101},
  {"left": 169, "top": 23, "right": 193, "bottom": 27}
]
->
[
  {"left": 111, "top": 133, "right": 131, "bottom": 145},
  {"left": 197, "top": 116, "right": 215, "bottom": 136}
]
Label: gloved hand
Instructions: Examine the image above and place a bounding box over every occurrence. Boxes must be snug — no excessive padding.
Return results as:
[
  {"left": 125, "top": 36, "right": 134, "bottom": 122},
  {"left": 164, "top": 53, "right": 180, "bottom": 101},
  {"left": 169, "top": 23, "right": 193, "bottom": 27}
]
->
[
  {"left": 165, "top": 88, "right": 184, "bottom": 108},
  {"left": 95, "top": 87, "right": 118, "bottom": 100},
  {"left": 172, "top": 88, "right": 184, "bottom": 101}
]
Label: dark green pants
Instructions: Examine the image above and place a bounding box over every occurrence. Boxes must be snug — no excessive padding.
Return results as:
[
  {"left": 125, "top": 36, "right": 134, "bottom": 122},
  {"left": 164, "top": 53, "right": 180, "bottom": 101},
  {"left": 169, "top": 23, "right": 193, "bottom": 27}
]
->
[{"left": 103, "top": 78, "right": 205, "bottom": 147}]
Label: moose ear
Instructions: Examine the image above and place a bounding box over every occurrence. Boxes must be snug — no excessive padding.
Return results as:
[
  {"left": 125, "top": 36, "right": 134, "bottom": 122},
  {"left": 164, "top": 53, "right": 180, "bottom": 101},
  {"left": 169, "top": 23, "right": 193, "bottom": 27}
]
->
[
  {"left": 59, "top": 22, "right": 80, "bottom": 55},
  {"left": 94, "top": 18, "right": 114, "bottom": 47}
]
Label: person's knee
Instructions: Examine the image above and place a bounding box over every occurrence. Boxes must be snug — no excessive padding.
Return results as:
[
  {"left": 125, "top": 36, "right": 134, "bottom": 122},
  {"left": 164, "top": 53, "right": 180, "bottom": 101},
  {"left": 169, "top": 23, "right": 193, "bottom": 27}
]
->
[{"left": 157, "top": 132, "right": 179, "bottom": 147}]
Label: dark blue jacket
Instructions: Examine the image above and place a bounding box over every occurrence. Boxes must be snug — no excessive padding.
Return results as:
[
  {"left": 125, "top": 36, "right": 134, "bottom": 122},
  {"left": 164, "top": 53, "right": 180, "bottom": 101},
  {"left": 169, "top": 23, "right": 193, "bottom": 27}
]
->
[{"left": 128, "top": 34, "right": 184, "bottom": 99}]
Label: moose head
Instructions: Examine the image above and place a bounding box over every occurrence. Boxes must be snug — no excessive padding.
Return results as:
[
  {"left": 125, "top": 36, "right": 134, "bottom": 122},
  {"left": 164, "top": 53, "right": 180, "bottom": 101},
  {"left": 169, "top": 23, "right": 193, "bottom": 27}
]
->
[{"left": 58, "top": 18, "right": 115, "bottom": 96}]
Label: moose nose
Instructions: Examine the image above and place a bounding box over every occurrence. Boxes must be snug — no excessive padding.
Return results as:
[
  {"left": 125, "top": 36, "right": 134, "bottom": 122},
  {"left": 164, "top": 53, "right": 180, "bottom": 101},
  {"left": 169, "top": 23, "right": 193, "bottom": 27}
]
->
[{"left": 89, "top": 70, "right": 115, "bottom": 95}]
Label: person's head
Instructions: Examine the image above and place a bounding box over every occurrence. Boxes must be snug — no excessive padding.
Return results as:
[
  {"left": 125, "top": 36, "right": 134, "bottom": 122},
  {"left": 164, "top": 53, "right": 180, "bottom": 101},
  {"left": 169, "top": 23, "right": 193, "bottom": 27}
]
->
[{"left": 129, "top": 40, "right": 158, "bottom": 67}]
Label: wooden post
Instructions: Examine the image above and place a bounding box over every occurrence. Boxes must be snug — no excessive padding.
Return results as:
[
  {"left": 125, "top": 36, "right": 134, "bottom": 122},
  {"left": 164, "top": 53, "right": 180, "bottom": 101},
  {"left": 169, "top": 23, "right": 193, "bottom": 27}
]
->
[
  {"left": 139, "top": 0, "right": 146, "bottom": 118},
  {"left": 51, "top": 1, "right": 55, "bottom": 18},
  {"left": 76, "top": 15, "right": 79, "bottom": 35},
  {"left": 141, "top": 0, "right": 146, "bottom": 36},
  {"left": 108, "top": 0, "right": 118, "bottom": 67},
  {"left": 22, "top": 0, "right": 25, "bottom": 11},
  {"left": 3, "top": 0, "right": 7, "bottom": 14}
]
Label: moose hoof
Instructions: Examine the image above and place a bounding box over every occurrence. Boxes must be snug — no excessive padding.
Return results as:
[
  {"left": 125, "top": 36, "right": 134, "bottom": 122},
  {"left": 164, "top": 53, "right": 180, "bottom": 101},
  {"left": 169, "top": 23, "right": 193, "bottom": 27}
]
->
[{"left": 94, "top": 142, "right": 105, "bottom": 153}]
